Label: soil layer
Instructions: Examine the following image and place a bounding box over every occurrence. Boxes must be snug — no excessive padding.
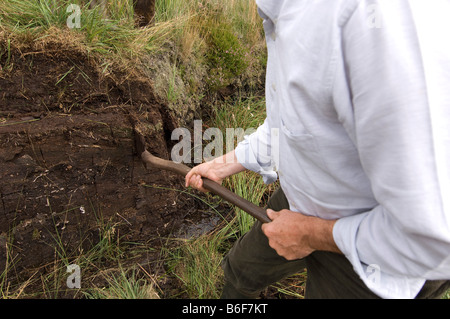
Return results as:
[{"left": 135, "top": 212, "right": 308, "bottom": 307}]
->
[{"left": 0, "top": 41, "right": 213, "bottom": 282}]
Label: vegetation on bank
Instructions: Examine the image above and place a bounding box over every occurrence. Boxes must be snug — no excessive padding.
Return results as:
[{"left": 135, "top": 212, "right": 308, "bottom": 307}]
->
[{"left": 0, "top": 0, "right": 266, "bottom": 117}]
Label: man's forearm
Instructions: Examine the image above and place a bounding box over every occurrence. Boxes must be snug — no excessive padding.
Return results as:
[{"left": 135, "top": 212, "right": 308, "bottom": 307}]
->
[
  {"left": 308, "top": 215, "right": 341, "bottom": 255},
  {"left": 209, "top": 150, "right": 247, "bottom": 178}
]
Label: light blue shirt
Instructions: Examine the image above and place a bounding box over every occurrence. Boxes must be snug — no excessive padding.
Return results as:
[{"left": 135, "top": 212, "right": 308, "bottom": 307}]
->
[{"left": 235, "top": 0, "right": 450, "bottom": 298}]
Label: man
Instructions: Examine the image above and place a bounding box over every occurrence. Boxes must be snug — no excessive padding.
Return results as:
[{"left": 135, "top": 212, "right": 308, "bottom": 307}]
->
[{"left": 185, "top": 0, "right": 450, "bottom": 299}]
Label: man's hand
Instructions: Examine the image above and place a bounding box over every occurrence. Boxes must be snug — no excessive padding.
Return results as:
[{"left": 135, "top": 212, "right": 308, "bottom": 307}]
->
[
  {"left": 185, "top": 150, "right": 246, "bottom": 193},
  {"left": 185, "top": 160, "right": 224, "bottom": 193},
  {"left": 261, "top": 209, "right": 341, "bottom": 260}
]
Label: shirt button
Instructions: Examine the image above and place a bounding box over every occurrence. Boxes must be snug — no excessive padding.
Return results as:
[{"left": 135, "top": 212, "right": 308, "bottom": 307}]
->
[
  {"left": 271, "top": 83, "right": 276, "bottom": 91},
  {"left": 271, "top": 31, "right": 276, "bottom": 41}
]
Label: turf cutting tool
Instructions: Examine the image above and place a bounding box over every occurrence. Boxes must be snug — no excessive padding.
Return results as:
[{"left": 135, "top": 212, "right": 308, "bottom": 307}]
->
[{"left": 133, "top": 127, "right": 271, "bottom": 224}]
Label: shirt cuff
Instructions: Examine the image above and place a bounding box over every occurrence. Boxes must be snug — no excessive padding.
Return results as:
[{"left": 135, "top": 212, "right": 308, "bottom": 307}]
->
[
  {"left": 333, "top": 213, "right": 426, "bottom": 299},
  {"left": 235, "top": 136, "right": 278, "bottom": 184}
]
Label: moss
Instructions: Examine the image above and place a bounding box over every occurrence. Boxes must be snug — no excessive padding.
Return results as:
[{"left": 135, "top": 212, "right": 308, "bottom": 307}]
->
[{"left": 32, "top": 228, "right": 41, "bottom": 241}]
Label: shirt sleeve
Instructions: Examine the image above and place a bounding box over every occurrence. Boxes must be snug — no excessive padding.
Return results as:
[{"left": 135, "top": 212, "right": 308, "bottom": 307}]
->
[
  {"left": 234, "top": 118, "right": 278, "bottom": 184},
  {"left": 332, "top": 0, "right": 450, "bottom": 298}
]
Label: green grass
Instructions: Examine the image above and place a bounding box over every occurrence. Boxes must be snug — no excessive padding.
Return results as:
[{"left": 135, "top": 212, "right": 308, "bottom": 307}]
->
[
  {"left": 0, "top": 0, "right": 173, "bottom": 56},
  {"left": 165, "top": 232, "right": 227, "bottom": 299},
  {"left": 0, "top": 0, "right": 265, "bottom": 91}
]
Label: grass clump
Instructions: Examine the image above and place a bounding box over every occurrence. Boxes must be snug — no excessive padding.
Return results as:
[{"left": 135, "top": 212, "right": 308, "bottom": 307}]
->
[
  {"left": 203, "top": 13, "right": 250, "bottom": 90},
  {"left": 166, "top": 232, "right": 228, "bottom": 299},
  {"left": 84, "top": 266, "right": 160, "bottom": 299}
]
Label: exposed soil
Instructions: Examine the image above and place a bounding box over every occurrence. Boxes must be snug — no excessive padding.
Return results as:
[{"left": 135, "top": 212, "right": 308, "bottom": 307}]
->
[{"left": 0, "top": 40, "right": 222, "bottom": 293}]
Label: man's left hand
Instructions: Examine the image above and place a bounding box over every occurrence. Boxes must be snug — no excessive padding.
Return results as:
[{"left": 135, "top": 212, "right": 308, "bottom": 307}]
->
[{"left": 261, "top": 209, "right": 341, "bottom": 260}]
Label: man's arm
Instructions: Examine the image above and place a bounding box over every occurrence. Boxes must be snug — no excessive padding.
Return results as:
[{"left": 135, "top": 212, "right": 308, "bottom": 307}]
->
[
  {"left": 331, "top": 0, "right": 450, "bottom": 298},
  {"left": 186, "top": 117, "right": 277, "bottom": 190}
]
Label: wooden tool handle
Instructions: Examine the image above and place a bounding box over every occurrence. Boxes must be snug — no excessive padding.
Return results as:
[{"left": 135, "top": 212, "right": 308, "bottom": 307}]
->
[{"left": 140, "top": 150, "right": 271, "bottom": 224}]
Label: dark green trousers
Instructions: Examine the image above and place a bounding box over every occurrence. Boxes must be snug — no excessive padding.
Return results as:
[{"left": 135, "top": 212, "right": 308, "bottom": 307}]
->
[{"left": 221, "top": 188, "right": 450, "bottom": 299}]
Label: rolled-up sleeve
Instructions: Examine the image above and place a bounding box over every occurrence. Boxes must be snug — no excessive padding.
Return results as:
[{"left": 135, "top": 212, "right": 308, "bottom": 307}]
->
[
  {"left": 333, "top": 0, "right": 450, "bottom": 298},
  {"left": 234, "top": 118, "right": 278, "bottom": 184}
]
